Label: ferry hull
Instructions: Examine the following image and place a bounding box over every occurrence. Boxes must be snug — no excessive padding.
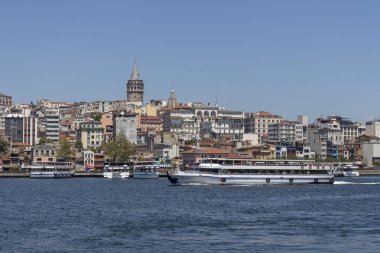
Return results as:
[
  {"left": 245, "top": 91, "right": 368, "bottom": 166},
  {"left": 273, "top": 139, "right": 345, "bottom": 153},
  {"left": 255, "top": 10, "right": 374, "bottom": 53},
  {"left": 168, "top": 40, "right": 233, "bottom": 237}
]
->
[
  {"left": 132, "top": 172, "right": 159, "bottom": 179},
  {"left": 103, "top": 172, "right": 130, "bottom": 179},
  {"left": 170, "top": 173, "right": 334, "bottom": 185},
  {"left": 342, "top": 171, "right": 360, "bottom": 177},
  {"left": 30, "top": 172, "right": 74, "bottom": 179}
]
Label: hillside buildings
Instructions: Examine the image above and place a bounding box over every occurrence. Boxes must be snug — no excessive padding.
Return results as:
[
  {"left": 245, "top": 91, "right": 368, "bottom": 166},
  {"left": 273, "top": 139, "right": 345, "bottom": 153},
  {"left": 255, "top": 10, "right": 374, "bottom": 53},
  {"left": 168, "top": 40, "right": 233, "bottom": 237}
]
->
[{"left": 3, "top": 63, "right": 380, "bottom": 170}]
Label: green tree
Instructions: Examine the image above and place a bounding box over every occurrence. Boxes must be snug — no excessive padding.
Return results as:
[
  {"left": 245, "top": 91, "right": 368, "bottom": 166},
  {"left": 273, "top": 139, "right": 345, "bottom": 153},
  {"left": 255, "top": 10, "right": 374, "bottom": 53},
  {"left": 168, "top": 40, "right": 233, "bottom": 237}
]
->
[
  {"left": 185, "top": 138, "right": 196, "bottom": 145},
  {"left": 38, "top": 136, "right": 52, "bottom": 145},
  {"left": 57, "top": 138, "right": 74, "bottom": 161},
  {"left": 0, "top": 138, "right": 9, "bottom": 154},
  {"left": 75, "top": 140, "right": 83, "bottom": 151},
  {"left": 92, "top": 113, "right": 102, "bottom": 122},
  {"left": 102, "top": 133, "right": 136, "bottom": 163}
]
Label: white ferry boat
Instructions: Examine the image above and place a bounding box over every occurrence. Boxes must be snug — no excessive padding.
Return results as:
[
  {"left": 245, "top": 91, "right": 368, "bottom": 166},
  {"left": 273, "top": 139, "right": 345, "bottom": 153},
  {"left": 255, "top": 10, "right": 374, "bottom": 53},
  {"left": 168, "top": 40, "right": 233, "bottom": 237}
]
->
[
  {"left": 132, "top": 161, "right": 159, "bottom": 179},
  {"left": 335, "top": 165, "right": 360, "bottom": 177},
  {"left": 103, "top": 165, "right": 130, "bottom": 179},
  {"left": 30, "top": 162, "right": 75, "bottom": 179},
  {"left": 167, "top": 159, "right": 335, "bottom": 185}
]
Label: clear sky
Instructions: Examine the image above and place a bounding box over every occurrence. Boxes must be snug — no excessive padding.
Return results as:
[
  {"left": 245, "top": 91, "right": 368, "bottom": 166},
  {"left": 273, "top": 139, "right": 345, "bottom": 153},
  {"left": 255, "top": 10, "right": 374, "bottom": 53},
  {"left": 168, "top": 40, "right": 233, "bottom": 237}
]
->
[{"left": 1, "top": 0, "right": 379, "bottom": 122}]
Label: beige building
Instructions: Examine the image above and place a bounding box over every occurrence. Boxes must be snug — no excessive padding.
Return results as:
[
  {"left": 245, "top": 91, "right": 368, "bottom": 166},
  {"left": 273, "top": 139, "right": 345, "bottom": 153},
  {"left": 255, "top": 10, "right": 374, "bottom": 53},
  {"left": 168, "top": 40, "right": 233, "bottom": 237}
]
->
[
  {"left": 78, "top": 122, "right": 104, "bottom": 150},
  {"left": 145, "top": 100, "right": 164, "bottom": 117},
  {"left": 140, "top": 115, "right": 163, "bottom": 133},
  {"left": 32, "top": 145, "right": 57, "bottom": 163},
  {"left": 244, "top": 111, "right": 285, "bottom": 143}
]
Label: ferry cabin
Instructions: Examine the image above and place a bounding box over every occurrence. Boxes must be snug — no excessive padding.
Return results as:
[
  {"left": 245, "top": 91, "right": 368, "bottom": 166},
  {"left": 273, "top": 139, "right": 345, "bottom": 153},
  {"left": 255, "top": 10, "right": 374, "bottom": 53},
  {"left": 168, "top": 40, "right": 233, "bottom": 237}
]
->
[{"left": 168, "top": 158, "right": 335, "bottom": 185}]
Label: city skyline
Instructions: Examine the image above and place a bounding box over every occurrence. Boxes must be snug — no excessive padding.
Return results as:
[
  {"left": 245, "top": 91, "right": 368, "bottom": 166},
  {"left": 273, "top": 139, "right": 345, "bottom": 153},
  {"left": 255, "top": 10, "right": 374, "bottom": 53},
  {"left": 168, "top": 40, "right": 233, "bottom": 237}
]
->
[{"left": 1, "top": 0, "right": 380, "bottom": 122}]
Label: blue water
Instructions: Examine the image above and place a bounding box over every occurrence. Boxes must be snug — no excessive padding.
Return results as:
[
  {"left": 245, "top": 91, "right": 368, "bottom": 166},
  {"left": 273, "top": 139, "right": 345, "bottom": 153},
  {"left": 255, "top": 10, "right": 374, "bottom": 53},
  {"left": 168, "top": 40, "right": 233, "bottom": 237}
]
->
[{"left": 0, "top": 177, "right": 380, "bottom": 253}]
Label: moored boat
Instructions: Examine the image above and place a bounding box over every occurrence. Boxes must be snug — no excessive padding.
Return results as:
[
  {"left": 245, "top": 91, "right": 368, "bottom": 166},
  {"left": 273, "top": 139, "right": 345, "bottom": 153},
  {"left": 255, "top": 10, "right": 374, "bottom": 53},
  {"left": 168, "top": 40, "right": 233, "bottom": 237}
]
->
[
  {"left": 167, "top": 158, "right": 335, "bottom": 185},
  {"left": 103, "top": 165, "right": 130, "bottom": 179},
  {"left": 132, "top": 161, "right": 159, "bottom": 179},
  {"left": 29, "top": 162, "right": 75, "bottom": 179}
]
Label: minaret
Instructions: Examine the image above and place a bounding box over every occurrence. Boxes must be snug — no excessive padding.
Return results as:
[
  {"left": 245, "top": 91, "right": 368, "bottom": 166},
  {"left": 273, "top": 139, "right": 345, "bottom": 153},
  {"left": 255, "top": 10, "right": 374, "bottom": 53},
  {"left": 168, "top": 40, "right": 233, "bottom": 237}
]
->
[
  {"left": 167, "top": 89, "right": 177, "bottom": 108},
  {"left": 126, "top": 61, "right": 144, "bottom": 105}
]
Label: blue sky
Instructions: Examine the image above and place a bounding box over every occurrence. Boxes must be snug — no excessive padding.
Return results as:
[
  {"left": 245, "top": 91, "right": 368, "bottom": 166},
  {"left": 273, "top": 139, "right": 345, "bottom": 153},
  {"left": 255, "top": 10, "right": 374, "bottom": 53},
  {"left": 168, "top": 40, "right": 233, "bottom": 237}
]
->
[{"left": 1, "top": 0, "right": 379, "bottom": 122}]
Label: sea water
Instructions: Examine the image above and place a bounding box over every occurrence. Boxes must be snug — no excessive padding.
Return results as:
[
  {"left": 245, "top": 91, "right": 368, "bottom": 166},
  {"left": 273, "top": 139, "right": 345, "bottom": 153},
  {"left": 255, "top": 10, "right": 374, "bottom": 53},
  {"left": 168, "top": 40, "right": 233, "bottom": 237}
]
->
[{"left": 0, "top": 177, "right": 379, "bottom": 252}]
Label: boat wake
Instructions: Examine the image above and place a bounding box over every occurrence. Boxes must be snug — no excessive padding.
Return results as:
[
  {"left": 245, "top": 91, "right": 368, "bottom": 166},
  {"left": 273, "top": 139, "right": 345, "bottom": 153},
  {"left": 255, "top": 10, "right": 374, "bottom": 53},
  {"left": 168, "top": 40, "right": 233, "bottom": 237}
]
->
[{"left": 334, "top": 181, "right": 380, "bottom": 185}]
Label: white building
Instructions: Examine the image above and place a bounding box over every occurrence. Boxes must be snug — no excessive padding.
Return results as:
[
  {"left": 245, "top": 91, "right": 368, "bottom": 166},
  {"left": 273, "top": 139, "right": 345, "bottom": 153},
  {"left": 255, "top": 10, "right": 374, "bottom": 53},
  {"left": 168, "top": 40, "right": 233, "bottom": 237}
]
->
[
  {"left": 83, "top": 150, "right": 95, "bottom": 170},
  {"left": 153, "top": 143, "right": 179, "bottom": 159},
  {"left": 163, "top": 108, "right": 197, "bottom": 141},
  {"left": 297, "top": 115, "right": 308, "bottom": 126},
  {"left": 363, "top": 142, "right": 380, "bottom": 167},
  {"left": 163, "top": 103, "right": 244, "bottom": 141},
  {"left": 366, "top": 120, "right": 380, "bottom": 138},
  {"left": 45, "top": 109, "right": 60, "bottom": 143},
  {"left": 200, "top": 110, "right": 244, "bottom": 139}
]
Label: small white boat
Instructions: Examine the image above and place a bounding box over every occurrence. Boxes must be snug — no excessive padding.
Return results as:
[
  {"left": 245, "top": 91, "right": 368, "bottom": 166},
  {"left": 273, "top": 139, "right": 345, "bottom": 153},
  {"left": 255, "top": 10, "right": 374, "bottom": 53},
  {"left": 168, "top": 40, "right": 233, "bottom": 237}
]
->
[
  {"left": 132, "top": 161, "right": 159, "bottom": 179},
  {"left": 30, "top": 162, "right": 75, "bottom": 179},
  {"left": 103, "top": 165, "right": 130, "bottom": 179},
  {"left": 335, "top": 165, "right": 360, "bottom": 177}
]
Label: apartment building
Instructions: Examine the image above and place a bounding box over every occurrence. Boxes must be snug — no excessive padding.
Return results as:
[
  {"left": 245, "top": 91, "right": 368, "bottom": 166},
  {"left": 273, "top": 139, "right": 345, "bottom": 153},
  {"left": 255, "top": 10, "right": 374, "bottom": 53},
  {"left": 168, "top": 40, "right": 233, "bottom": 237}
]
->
[
  {"left": 244, "top": 111, "right": 285, "bottom": 143},
  {"left": 163, "top": 103, "right": 244, "bottom": 141},
  {"left": 4, "top": 114, "right": 38, "bottom": 145},
  {"left": 45, "top": 109, "right": 60, "bottom": 143},
  {"left": 78, "top": 122, "right": 104, "bottom": 149},
  {"left": 268, "top": 121, "right": 303, "bottom": 144}
]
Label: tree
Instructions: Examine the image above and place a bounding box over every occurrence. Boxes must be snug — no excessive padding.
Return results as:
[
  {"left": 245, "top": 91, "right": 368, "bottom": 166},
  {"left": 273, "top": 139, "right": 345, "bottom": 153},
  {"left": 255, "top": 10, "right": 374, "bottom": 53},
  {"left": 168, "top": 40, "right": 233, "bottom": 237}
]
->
[
  {"left": 75, "top": 140, "right": 83, "bottom": 151},
  {"left": 57, "top": 138, "right": 74, "bottom": 161},
  {"left": 102, "top": 133, "right": 136, "bottom": 163},
  {"left": 38, "top": 136, "right": 52, "bottom": 145},
  {"left": 92, "top": 113, "right": 102, "bottom": 122},
  {"left": 0, "top": 138, "right": 9, "bottom": 154}
]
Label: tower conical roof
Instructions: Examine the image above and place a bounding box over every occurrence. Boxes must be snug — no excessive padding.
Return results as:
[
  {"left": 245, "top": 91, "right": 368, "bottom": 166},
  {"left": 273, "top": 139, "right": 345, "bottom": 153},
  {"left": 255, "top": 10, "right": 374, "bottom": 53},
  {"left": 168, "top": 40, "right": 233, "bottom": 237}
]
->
[{"left": 130, "top": 62, "right": 140, "bottom": 80}]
